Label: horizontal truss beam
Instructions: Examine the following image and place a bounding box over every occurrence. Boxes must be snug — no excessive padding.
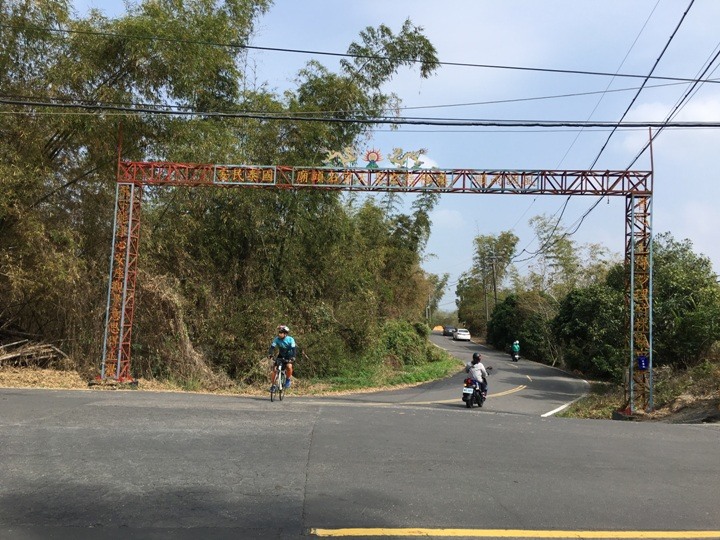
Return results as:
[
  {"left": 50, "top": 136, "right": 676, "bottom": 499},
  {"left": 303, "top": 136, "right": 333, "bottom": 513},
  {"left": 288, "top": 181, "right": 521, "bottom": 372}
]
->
[{"left": 119, "top": 162, "right": 652, "bottom": 195}]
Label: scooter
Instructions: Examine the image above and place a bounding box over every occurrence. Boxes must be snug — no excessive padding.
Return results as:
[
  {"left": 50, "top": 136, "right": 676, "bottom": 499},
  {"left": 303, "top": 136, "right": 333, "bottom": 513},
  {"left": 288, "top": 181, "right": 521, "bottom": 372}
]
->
[
  {"left": 462, "top": 378, "right": 486, "bottom": 408},
  {"left": 511, "top": 352, "right": 520, "bottom": 362}
]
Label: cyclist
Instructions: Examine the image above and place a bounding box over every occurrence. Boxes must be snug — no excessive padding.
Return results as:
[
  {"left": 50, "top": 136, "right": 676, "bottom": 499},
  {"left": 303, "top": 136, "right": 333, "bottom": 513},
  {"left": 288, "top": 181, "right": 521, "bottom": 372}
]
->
[{"left": 268, "top": 325, "right": 296, "bottom": 389}]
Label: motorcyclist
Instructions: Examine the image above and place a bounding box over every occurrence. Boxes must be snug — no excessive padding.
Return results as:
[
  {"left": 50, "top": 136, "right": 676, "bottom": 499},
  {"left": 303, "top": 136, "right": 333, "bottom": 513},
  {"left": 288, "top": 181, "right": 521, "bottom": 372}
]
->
[
  {"left": 268, "top": 325, "right": 296, "bottom": 388},
  {"left": 465, "top": 352, "right": 488, "bottom": 395},
  {"left": 511, "top": 340, "right": 520, "bottom": 359}
]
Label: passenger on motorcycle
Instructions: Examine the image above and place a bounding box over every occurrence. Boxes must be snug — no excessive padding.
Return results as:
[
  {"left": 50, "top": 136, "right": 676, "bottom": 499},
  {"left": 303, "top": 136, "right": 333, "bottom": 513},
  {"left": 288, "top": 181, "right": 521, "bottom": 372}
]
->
[
  {"left": 512, "top": 340, "right": 520, "bottom": 356},
  {"left": 268, "top": 325, "right": 296, "bottom": 388},
  {"left": 465, "top": 352, "right": 488, "bottom": 394}
]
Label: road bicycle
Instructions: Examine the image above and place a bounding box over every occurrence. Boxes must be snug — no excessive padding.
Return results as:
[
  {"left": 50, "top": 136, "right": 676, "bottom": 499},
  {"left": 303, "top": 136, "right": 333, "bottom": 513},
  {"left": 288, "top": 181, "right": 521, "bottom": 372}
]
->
[{"left": 269, "top": 357, "right": 287, "bottom": 402}]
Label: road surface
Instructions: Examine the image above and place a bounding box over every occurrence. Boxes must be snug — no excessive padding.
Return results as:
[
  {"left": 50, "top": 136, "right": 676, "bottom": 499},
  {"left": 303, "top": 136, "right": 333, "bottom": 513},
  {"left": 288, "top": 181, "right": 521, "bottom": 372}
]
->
[{"left": 1, "top": 335, "right": 718, "bottom": 539}]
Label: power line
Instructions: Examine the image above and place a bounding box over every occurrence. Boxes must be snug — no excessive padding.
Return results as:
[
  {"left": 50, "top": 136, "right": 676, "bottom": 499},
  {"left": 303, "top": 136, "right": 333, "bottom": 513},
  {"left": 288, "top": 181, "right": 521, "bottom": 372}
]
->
[
  {"left": 4, "top": 75, "right": 716, "bottom": 119},
  {"left": 2, "top": 22, "right": 720, "bottom": 86},
  {"left": 589, "top": 0, "right": 696, "bottom": 169},
  {"left": 3, "top": 96, "right": 720, "bottom": 128},
  {"left": 0, "top": 110, "right": 663, "bottom": 132},
  {"left": 627, "top": 42, "right": 720, "bottom": 169},
  {"left": 399, "top": 78, "right": 720, "bottom": 111},
  {"left": 515, "top": 1, "right": 659, "bottom": 252},
  {"left": 557, "top": 0, "right": 696, "bottom": 252},
  {"left": 511, "top": 197, "right": 573, "bottom": 264},
  {"left": 556, "top": 0, "right": 662, "bottom": 170},
  {"left": 535, "top": 2, "right": 720, "bottom": 268},
  {"left": 509, "top": 0, "right": 699, "bottom": 268}
]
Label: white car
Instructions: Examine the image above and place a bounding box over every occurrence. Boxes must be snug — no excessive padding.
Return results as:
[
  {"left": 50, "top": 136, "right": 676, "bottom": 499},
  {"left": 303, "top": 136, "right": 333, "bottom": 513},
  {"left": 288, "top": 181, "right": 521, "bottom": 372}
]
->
[{"left": 453, "top": 328, "right": 471, "bottom": 341}]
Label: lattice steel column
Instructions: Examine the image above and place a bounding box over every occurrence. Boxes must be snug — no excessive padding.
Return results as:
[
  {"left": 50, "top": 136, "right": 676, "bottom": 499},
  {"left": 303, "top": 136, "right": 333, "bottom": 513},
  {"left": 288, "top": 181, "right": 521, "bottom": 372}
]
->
[
  {"left": 625, "top": 194, "right": 653, "bottom": 412},
  {"left": 100, "top": 182, "right": 143, "bottom": 382}
]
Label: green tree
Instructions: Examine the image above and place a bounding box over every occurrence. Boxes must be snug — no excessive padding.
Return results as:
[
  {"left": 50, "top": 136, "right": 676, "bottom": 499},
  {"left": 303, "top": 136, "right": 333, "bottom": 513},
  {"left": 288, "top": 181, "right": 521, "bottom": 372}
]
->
[
  {"left": 652, "top": 233, "right": 720, "bottom": 367},
  {"left": 522, "top": 214, "right": 579, "bottom": 299},
  {"left": 456, "top": 231, "right": 518, "bottom": 335},
  {"left": 551, "top": 233, "right": 720, "bottom": 378},
  {"left": 553, "top": 284, "right": 625, "bottom": 378},
  {"left": 427, "top": 272, "right": 450, "bottom": 323},
  {"left": 487, "top": 291, "right": 559, "bottom": 365},
  {"left": 0, "top": 1, "right": 443, "bottom": 386}
]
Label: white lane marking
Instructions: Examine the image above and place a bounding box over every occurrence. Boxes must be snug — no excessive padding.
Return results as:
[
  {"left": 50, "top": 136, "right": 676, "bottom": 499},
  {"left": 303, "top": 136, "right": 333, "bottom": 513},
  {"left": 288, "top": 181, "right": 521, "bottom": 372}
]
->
[
  {"left": 541, "top": 403, "right": 572, "bottom": 417},
  {"left": 541, "top": 380, "right": 592, "bottom": 417}
]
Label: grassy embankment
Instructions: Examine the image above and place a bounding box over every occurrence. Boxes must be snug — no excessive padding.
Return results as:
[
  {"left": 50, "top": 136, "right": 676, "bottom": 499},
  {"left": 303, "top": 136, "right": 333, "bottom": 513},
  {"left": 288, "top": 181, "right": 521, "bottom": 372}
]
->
[
  {"left": 0, "top": 322, "right": 463, "bottom": 395},
  {"left": 558, "top": 359, "right": 720, "bottom": 421}
]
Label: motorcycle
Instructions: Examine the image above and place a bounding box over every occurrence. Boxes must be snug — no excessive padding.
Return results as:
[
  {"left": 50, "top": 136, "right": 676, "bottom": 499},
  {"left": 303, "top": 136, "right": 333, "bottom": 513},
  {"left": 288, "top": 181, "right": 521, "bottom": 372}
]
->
[
  {"left": 462, "top": 377, "right": 486, "bottom": 408},
  {"left": 511, "top": 352, "right": 520, "bottom": 362}
]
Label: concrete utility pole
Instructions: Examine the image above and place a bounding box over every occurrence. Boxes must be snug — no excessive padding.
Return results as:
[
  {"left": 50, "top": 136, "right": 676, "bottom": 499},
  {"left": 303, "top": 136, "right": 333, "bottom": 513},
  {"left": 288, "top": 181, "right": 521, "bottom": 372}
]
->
[
  {"left": 490, "top": 255, "right": 498, "bottom": 307},
  {"left": 483, "top": 273, "right": 489, "bottom": 323}
]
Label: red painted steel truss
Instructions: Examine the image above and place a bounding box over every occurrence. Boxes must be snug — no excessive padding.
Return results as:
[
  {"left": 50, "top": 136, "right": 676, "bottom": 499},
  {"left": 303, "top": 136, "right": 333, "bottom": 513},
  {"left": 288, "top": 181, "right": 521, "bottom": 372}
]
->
[
  {"left": 118, "top": 161, "right": 651, "bottom": 195},
  {"left": 102, "top": 162, "right": 653, "bottom": 410}
]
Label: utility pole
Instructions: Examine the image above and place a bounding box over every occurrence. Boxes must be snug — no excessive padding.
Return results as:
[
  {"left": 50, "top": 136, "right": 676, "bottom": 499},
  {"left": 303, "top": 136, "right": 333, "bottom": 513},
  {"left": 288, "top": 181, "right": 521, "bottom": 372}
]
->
[
  {"left": 483, "top": 273, "right": 489, "bottom": 322},
  {"left": 490, "top": 254, "right": 498, "bottom": 307}
]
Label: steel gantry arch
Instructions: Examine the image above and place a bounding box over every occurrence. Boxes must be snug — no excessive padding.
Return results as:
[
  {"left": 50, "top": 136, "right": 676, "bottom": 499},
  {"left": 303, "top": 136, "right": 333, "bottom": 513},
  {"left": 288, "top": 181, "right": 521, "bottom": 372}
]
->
[{"left": 100, "top": 162, "right": 653, "bottom": 412}]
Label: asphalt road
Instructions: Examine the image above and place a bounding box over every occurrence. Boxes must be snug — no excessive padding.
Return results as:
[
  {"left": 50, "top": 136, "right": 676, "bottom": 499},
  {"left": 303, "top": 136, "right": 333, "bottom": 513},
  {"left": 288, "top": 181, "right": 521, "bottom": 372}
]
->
[
  {"left": 425, "top": 333, "right": 589, "bottom": 416},
  {"left": 1, "top": 336, "right": 719, "bottom": 539}
]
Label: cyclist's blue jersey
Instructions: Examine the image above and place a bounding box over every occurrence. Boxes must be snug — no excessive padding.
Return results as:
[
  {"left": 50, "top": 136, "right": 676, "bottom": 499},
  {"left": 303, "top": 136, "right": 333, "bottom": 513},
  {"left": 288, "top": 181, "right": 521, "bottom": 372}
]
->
[{"left": 269, "top": 335, "right": 296, "bottom": 359}]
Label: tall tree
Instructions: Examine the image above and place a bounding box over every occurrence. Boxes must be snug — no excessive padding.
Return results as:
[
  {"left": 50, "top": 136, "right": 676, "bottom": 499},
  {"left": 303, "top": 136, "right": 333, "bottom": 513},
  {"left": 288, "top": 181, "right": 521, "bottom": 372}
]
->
[
  {"left": 651, "top": 233, "right": 720, "bottom": 367},
  {"left": 1, "top": 1, "right": 443, "bottom": 384},
  {"left": 553, "top": 284, "right": 625, "bottom": 378},
  {"left": 456, "top": 231, "right": 518, "bottom": 334},
  {"left": 523, "top": 214, "right": 579, "bottom": 299}
]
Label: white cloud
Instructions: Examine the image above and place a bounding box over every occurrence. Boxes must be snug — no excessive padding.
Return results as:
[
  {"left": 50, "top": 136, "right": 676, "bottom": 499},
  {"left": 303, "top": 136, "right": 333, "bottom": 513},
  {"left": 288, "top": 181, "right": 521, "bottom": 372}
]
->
[
  {"left": 675, "top": 95, "right": 720, "bottom": 121},
  {"left": 673, "top": 201, "right": 720, "bottom": 271},
  {"left": 430, "top": 208, "right": 464, "bottom": 231},
  {"left": 419, "top": 154, "right": 438, "bottom": 169}
]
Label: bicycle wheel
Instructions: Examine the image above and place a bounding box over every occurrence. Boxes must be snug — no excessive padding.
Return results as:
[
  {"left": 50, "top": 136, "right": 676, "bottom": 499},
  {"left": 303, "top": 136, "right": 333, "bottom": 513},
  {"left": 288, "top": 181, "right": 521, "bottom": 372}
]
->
[{"left": 278, "top": 371, "right": 286, "bottom": 401}]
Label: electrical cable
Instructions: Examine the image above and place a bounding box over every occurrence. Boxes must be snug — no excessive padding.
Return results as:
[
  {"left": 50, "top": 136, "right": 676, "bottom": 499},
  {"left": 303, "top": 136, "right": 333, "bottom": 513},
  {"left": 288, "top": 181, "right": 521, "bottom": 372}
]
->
[
  {"left": 556, "top": 0, "right": 661, "bottom": 170},
  {"left": 4, "top": 76, "right": 718, "bottom": 119},
  {"left": 520, "top": 0, "right": 660, "bottom": 266},
  {"left": 2, "top": 22, "right": 720, "bottom": 86},
  {"left": 4, "top": 97, "right": 720, "bottom": 128},
  {"left": 589, "top": 0, "right": 696, "bottom": 169},
  {"left": 626, "top": 43, "right": 720, "bottom": 169},
  {"left": 509, "top": 0, "right": 697, "bottom": 269}
]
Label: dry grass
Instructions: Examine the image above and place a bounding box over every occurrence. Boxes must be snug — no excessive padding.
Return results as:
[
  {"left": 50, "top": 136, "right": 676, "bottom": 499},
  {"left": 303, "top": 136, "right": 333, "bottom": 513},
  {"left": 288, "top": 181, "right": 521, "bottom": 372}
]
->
[
  {"left": 0, "top": 366, "right": 444, "bottom": 397},
  {"left": 0, "top": 367, "right": 89, "bottom": 389},
  {"left": 561, "top": 360, "right": 720, "bottom": 423}
]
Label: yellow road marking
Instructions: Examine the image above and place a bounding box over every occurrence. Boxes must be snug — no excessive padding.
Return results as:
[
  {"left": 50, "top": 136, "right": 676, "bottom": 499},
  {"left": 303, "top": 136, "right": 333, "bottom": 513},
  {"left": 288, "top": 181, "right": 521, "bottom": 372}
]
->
[
  {"left": 412, "top": 385, "right": 527, "bottom": 405},
  {"left": 310, "top": 528, "right": 720, "bottom": 538},
  {"left": 491, "top": 385, "right": 527, "bottom": 397}
]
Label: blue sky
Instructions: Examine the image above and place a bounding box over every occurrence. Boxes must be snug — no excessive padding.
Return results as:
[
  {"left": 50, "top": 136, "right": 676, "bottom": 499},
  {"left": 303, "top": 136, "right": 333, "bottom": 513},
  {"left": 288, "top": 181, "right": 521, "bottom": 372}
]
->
[{"left": 74, "top": 1, "right": 720, "bottom": 310}]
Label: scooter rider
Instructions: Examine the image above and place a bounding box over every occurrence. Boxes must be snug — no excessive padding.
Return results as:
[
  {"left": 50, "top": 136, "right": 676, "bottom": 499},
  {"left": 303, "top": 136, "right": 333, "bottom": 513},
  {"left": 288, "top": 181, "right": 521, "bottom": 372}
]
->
[
  {"left": 511, "top": 340, "right": 520, "bottom": 360},
  {"left": 465, "top": 352, "right": 489, "bottom": 394}
]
